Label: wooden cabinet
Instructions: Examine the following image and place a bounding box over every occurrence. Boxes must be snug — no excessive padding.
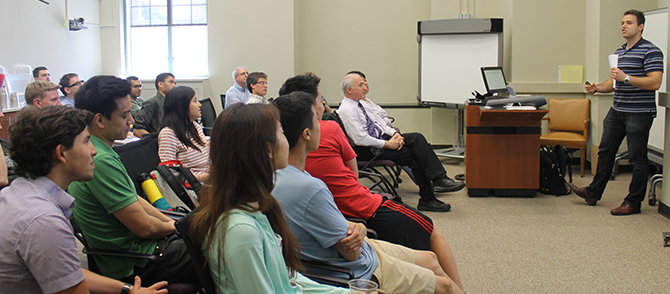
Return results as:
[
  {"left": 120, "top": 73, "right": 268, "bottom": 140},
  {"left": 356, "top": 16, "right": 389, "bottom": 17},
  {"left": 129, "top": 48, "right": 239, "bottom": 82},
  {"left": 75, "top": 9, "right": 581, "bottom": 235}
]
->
[
  {"left": 465, "top": 105, "right": 547, "bottom": 197},
  {"left": 0, "top": 109, "right": 22, "bottom": 140}
]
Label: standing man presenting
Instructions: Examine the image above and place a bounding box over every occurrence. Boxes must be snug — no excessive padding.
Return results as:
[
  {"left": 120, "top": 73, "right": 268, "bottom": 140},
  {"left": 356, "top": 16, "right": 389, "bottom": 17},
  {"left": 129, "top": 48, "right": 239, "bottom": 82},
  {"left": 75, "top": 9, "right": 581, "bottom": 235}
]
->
[
  {"left": 225, "top": 66, "right": 250, "bottom": 108},
  {"left": 572, "top": 9, "right": 663, "bottom": 215}
]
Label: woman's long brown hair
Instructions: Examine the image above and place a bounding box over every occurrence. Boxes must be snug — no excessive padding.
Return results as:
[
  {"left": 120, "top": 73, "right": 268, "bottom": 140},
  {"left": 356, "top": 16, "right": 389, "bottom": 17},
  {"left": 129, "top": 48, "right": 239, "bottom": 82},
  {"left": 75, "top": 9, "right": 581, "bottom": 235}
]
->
[{"left": 189, "top": 103, "right": 302, "bottom": 273}]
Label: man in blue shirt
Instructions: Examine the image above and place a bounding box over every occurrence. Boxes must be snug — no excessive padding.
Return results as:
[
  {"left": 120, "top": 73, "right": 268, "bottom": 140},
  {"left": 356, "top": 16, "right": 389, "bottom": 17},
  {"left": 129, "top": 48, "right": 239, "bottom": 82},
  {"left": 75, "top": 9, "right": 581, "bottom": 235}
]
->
[
  {"left": 225, "top": 66, "right": 250, "bottom": 108},
  {"left": 573, "top": 9, "right": 664, "bottom": 215},
  {"left": 58, "top": 73, "right": 83, "bottom": 107}
]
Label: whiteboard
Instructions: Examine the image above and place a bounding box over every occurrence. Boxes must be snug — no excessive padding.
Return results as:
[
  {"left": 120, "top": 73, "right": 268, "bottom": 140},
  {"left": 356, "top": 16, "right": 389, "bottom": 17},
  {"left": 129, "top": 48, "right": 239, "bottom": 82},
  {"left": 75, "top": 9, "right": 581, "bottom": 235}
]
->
[
  {"left": 420, "top": 34, "right": 500, "bottom": 107},
  {"left": 643, "top": 8, "right": 667, "bottom": 152}
]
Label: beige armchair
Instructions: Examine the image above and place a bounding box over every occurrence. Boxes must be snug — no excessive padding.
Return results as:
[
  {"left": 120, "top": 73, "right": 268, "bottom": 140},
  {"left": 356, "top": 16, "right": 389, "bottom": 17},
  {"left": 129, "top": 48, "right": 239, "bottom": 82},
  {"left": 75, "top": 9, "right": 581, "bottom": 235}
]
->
[{"left": 540, "top": 98, "right": 590, "bottom": 177}]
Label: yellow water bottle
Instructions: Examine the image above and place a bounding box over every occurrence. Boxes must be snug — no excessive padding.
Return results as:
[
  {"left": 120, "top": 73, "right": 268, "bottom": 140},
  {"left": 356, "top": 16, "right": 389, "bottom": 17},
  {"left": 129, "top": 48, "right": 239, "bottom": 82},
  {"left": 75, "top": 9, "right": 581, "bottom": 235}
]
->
[{"left": 140, "top": 173, "right": 171, "bottom": 210}]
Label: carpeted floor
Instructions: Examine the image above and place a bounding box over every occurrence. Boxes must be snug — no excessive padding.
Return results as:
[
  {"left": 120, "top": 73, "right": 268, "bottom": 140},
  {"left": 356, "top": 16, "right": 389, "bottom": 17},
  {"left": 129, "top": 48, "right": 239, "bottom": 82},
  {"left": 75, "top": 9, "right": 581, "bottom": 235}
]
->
[{"left": 389, "top": 157, "right": 670, "bottom": 293}]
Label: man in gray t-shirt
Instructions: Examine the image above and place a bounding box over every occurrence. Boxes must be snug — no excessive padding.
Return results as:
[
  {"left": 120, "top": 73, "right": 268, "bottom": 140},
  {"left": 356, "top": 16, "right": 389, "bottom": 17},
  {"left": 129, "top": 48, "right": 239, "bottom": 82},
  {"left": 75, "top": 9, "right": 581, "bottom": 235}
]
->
[{"left": 274, "top": 164, "right": 378, "bottom": 279}]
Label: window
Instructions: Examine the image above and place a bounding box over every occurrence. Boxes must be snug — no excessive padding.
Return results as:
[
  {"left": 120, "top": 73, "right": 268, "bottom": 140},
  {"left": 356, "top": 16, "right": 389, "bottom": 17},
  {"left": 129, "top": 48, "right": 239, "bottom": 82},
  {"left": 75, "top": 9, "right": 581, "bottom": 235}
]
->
[{"left": 126, "top": 0, "right": 208, "bottom": 78}]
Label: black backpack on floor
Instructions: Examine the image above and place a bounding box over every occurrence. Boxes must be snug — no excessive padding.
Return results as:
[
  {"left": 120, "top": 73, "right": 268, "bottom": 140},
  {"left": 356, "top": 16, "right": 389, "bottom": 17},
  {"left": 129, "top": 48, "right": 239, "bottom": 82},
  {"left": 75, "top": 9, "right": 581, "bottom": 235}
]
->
[{"left": 538, "top": 144, "right": 572, "bottom": 196}]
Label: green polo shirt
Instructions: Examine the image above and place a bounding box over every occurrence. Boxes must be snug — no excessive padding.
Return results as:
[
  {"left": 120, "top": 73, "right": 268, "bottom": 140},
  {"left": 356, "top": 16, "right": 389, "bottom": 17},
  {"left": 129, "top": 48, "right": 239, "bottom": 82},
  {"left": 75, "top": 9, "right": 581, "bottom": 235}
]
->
[{"left": 69, "top": 135, "right": 158, "bottom": 279}]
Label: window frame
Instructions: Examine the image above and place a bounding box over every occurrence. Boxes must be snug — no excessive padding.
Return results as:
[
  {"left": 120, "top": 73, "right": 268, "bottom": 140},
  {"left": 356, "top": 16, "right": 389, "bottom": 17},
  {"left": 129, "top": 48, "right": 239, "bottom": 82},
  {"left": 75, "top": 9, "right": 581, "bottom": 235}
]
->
[{"left": 124, "top": 0, "right": 208, "bottom": 78}]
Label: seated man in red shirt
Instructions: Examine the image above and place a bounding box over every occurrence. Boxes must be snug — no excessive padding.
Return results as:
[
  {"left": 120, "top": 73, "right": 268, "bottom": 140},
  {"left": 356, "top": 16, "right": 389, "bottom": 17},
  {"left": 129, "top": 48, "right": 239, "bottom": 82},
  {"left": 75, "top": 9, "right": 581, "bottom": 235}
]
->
[{"left": 278, "top": 74, "right": 464, "bottom": 291}]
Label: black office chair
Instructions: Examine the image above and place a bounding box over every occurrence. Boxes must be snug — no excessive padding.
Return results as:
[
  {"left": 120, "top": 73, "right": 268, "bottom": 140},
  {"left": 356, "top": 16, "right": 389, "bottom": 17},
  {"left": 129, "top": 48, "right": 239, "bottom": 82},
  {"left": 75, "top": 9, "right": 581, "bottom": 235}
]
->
[
  {"left": 220, "top": 94, "right": 226, "bottom": 110},
  {"left": 70, "top": 216, "right": 157, "bottom": 276},
  {"left": 174, "top": 210, "right": 217, "bottom": 294},
  {"left": 71, "top": 216, "right": 198, "bottom": 294},
  {"left": 114, "top": 135, "right": 160, "bottom": 198},
  {"left": 199, "top": 98, "right": 216, "bottom": 136},
  {"left": 115, "top": 134, "right": 193, "bottom": 218}
]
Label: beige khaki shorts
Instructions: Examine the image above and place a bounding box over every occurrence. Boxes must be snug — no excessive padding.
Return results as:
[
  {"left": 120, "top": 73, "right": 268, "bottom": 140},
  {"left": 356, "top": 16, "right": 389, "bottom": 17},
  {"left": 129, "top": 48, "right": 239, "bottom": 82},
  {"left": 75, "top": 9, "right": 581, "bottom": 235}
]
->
[{"left": 367, "top": 238, "right": 436, "bottom": 294}]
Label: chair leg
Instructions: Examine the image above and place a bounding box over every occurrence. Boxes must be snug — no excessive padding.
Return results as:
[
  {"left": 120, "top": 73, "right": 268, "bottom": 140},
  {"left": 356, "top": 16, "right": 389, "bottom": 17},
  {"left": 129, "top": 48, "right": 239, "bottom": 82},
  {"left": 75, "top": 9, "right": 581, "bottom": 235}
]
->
[
  {"left": 580, "top": 147, "right": 585, "bottom": 177},
  {"left": 381, "top": 166, "right": 399, "bottom": 188}
]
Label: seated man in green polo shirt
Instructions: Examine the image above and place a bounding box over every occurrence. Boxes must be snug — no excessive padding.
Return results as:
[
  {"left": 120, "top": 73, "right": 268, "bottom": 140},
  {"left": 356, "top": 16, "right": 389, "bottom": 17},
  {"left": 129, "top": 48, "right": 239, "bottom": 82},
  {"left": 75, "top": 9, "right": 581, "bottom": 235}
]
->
[{"left": 68, "top": 75, "right": 199, "bottom": 286}]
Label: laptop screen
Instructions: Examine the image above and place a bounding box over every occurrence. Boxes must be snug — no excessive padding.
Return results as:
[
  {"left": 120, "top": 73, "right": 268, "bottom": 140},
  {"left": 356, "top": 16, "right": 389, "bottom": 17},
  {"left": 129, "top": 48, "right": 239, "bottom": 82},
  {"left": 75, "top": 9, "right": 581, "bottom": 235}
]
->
[{"left": 481, "top": 67, "right": 508, "bottom": 94}]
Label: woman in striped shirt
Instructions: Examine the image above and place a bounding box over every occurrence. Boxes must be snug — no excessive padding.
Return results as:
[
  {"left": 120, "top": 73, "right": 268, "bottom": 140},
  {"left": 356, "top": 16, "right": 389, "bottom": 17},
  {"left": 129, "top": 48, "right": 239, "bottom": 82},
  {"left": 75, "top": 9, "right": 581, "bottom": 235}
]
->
[{"left": 158, "top": 86, "right": 210, "bottom": 181}]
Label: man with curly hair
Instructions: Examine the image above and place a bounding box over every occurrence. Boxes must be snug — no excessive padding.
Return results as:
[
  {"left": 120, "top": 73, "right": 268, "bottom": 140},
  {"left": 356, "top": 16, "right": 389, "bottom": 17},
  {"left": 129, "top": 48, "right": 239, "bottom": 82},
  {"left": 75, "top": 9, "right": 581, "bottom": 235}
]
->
[{"left": 0, "top": 105, "right": 167, "bottom": 293}]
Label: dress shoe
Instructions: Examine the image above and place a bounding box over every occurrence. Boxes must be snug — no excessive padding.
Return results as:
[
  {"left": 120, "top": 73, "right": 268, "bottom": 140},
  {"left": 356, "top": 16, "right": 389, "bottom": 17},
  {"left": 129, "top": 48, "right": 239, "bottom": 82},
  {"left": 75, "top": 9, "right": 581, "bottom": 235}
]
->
[
  {"left": 610, "top": 203, "right": 641, "bottom": 215},
  {"left": 568, "top": 183, "right": 598, "bottom": 206},
  {"left": 417, "top": 199, "right": 452, "bottom": 212},
  {"left": 433, "top": 177, "right": 466, "bottom": 193}
]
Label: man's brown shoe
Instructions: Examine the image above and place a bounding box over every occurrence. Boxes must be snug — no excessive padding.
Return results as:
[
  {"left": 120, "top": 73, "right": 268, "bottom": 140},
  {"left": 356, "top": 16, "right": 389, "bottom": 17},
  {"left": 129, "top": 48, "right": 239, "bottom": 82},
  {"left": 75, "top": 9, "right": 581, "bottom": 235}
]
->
[
  {"left": 568, "top": 183, "right": 598, "bottom": 206},
  {"left": 610, "top": 203, "right": 641, "bottom": 215}
]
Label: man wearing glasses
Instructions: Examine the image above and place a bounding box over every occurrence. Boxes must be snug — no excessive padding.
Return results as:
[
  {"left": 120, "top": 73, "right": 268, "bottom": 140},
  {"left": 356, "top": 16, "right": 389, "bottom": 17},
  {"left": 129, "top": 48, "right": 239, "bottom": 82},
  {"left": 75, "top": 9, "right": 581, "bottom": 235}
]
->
[
  {"left": 126, "top": 76, "right": 146, "bottom": 119},
  {"left": 224, "top": 66, "right": 250, "bottom": 108},
  {"left": 58, "top": 73, "right": 84, "bottom": 107},
  {"left": 246, "top": 71, "right": 270, "bottom": 104}
]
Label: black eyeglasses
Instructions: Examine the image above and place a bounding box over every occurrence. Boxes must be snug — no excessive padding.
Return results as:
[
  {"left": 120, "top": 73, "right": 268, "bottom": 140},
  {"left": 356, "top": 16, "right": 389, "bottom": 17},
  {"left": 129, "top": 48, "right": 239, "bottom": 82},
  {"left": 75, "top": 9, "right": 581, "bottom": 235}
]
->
[
  {"left": 67, "top": 80, "right": 84, "bottom": 88},
  {"left": 131, "top": 84, "right": 143, "bottom": 89}
]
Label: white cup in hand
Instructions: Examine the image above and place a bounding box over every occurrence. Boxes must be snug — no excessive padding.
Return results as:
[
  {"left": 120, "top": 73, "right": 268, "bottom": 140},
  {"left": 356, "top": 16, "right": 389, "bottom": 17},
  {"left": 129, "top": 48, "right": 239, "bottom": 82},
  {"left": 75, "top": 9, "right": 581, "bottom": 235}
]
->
[{"left": 349, "top": 279, "right": 379, "bottom": 294}]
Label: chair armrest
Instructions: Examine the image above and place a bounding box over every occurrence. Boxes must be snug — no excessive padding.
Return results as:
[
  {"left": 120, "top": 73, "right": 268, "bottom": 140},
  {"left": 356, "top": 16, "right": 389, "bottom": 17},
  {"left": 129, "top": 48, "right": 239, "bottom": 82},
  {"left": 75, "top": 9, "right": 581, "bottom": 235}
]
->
[
  {"left": 158, "top": 208, "right": 188, "bottom": 220},
  {"left": 541, "top": 116, "right": 549, "bottom": 121},
  {"left": 301, "top": 273, "right": 350, "bottom": 288},
  {"left": 357, "top": 150, "right": 383, "bottom": 171},
  {"left": 345, "top": 216, "right": 367, "bottom": 226},
  {"left": 301, "top": 259, "right": 355, "bottom": 280},
  {"left": 359, "top": 170, "right": 383, "bottom": 180},
  {"left": 83, "top": 248, "right": 158, "bottom": 263},
  {"left": 344, "top": 216, "right": 378, "bottom": 239}
]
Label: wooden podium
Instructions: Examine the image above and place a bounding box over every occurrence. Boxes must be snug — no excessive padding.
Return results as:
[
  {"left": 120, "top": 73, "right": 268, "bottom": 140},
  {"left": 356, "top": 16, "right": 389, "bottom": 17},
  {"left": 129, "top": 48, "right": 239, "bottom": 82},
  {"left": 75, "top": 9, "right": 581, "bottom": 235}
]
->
[{"left": 465, "top": 104, "right": 548, "bottom": 196}]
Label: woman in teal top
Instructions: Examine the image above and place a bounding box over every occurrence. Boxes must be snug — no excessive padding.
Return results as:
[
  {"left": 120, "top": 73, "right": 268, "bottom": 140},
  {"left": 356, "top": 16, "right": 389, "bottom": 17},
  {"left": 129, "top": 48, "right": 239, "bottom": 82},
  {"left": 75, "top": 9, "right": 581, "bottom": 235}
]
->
[{"left": 188, "top": 103, "right": 349, "bottom": 293}]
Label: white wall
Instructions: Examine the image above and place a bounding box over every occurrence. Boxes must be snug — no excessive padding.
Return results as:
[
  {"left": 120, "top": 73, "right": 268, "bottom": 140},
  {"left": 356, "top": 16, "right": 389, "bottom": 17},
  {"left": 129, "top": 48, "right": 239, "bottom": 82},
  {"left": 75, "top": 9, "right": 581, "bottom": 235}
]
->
[
  {"left": 204, "top": 0, "right": 295, "bottom": 111},
  {"left": 0, "top": 0, "right": 102, "bottom": 87},
  {"left": 100, "top": 0, "right": 125, "bottom": 77}
]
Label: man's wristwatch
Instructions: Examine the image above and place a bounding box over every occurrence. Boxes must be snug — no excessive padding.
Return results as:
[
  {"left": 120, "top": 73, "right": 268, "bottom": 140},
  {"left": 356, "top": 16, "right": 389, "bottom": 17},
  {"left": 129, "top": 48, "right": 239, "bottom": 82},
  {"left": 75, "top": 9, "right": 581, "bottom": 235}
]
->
[
  {"left": 624, "top": 75, "right": 630, "bottom": 84},
  {"left": 120, "top": 283, "right": 132, "bottom": 294}
]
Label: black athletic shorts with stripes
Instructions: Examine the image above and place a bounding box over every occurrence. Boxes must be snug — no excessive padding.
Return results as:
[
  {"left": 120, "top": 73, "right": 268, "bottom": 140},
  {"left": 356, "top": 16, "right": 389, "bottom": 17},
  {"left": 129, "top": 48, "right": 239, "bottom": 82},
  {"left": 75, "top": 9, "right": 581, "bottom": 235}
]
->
[{"left": 365, "top": 198, "right": 433, "bottom": 250}]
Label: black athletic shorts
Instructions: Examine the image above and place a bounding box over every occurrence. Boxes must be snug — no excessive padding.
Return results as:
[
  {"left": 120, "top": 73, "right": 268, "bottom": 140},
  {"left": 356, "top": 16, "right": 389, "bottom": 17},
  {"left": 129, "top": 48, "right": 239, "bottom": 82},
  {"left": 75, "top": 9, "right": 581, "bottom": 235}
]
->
[{"left": 366, "top": 198, "right": 434, "bottom": 250}]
